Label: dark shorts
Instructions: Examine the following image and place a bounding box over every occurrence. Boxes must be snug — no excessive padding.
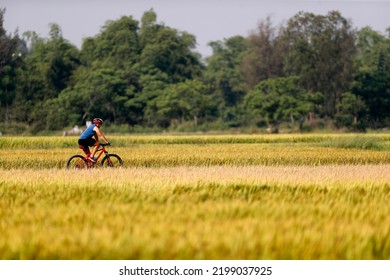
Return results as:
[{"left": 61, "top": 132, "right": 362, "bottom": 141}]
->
[
  {"left": 78, "top": 138, "right": 97, "bottom": 147},
  {"left": 78, "top": 138, "right": 97, "bottom": 154}
]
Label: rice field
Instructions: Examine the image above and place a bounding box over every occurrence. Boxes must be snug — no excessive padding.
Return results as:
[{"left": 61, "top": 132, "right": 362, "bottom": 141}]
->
[{"left": 0, "top": 134, "right": 389, "bottom": 259}]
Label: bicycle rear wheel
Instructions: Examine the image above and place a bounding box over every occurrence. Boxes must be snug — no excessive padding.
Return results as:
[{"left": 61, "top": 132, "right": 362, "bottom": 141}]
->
[
  {"left": 66, "top": 155, "right": 88, "bottom": 169},
  {"left": 101, "top": 154, "right": 123, "bottom": 167}
]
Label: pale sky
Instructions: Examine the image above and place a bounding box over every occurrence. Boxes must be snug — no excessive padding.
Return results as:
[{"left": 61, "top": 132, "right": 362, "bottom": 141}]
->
[{"left": 2, "top": 0, "right": 390, "bottom": 57}]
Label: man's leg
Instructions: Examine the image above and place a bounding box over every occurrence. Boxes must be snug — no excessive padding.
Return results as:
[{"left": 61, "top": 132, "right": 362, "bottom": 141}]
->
[
  {"left": 90, "top": 141, "right": 100, "bottom": 158},
  {"left": 78, "top": 140, "right": 90, "bottom": 155}
]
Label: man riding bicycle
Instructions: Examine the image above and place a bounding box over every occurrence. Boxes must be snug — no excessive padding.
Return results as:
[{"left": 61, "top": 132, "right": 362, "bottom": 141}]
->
[{"left": 78, "top": 118, "right": 110, "bottom": 162}]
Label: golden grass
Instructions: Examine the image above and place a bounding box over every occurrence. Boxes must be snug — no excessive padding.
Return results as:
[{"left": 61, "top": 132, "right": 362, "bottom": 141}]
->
[
  {"left": 1, "top": 165, "right": 389, "bottom": 187},
  {"left": 1, "top": 133, "right": 389, "bottom": 147},
  {"left": 1, "top": 166, "right": 389, "bottom": 260},
  {"left": 1, "top": 144, "right": 390, "bottom": 169},
  {"left": 1, "top": 134, "right": 390, "bottom": 260}
]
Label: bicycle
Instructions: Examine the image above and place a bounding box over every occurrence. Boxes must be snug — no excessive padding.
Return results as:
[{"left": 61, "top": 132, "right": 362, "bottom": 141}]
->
[{"left": 66, "top": 143, "right": 123, "bottom": 169}]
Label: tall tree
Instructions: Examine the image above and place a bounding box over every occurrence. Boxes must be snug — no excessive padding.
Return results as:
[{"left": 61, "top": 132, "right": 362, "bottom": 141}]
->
[
  {"left": 52, "top": 61, "right": 127, "bottom": 127},
  {"left": 148, "top": 79, "right": 213, "bottom": 128},
  {"left": 281, "top": 11, "right": 356, "bottom": 118},
  {"left": 13, "top": 23, "right": 80, "bottom": 130},
  {"left": 140, "top": 25, "right": 203, "bottom": 82},
  {"left": 81, "top": 16, "right": 140, "bottom": 69},
  {"left": 74, "top": 11, "right": 204, "bottom": 127},
  {"left": 0, "top": 8, "right": 24, "bottom": 122},
  {"left": 205, "top": 36, "right": 248, "bottom": 126},
  {"left": 241, "top": 17, "right": 284, "bottom": 89},
  {"left": 335, "top": 92, "right": 367, "bottom": 131},
  {"left": 244, "top": 76, "right": 312, "bottom": 133},
  {"left": 352, "top": 27, "right": 390, "bottom": 128}
]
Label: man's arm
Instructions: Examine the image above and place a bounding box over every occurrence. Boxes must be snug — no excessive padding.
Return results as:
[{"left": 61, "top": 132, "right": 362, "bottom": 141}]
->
[{"left": 93, "top": 126, "right": 109, "bottom": 143}]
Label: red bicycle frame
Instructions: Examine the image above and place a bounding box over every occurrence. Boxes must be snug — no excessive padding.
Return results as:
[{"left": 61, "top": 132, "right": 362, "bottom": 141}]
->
[{"left": 85, "top": 145, "right": 110, "bottom": 167}]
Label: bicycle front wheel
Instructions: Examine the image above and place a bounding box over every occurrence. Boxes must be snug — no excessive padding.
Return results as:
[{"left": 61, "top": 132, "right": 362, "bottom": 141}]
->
[
  {"left": 101, "top": 154, "right": 123, "bottom": 167},
  {"left": 66, "top": 155, "right": 88, "bottom": 169}
]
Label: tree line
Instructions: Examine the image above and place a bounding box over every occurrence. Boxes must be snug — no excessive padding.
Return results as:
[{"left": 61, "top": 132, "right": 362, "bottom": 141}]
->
[{"left": 1, "top": 8, "right": 389, "bottom": 134}]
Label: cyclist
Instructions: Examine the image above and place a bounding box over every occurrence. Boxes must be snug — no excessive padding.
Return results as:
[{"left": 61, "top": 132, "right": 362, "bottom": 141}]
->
[{"left": 78, "top": 118, "right": 110, "bottom": 162}]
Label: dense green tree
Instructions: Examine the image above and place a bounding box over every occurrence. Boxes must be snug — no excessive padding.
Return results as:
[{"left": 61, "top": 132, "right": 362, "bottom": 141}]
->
[
  {"left": 139, "top": 9, "right": 159, "bottom": 49},
  {"left": 81, "top": 16, "right": 140, "bottom": 68},
  {"left": 76, "top": 11, "right": 204, "bottom": 127},
  {"left": 148, "top": 79, "right": 213, "bottom": 128},
  {"left": 0, "top": 8, "right": 24, "bottom": 122},
  {"left": 205, "top": 36, "right": 248, "bottom": 126},
  {"left": 12, "top": 24, "right": 80, "bottom": 131},
  {"left": 22, "top": 24, "right": 80, "bottom": 97},
  {"left": 281, "top": 11, "right": 356, "bottom": 118},
  {"left": 335, "top": 92, "right": 367, "bottom": 131},
  {"left": 244, "top": 77, "right": 312, "bottom": 132},
  {"left": 130, "top": 67, "right": 170, "bottom": 126},
  {"left": 356, "top": 27, "right": 388, "bottom": 71},
  {"left": 140, "top": 27, "right": 202, "bottom": 83},
  {"left": 352, "top": 27, "right": 390, "bottom": 128},
  {"left": 206, "top": 36, "right": 248, "bottom": 105},
  {"left": 55, "top": 62, "right": 127, "bottom": 126},
  {"left": 46, "top": 24, "right": 81, "bottom": 94}
]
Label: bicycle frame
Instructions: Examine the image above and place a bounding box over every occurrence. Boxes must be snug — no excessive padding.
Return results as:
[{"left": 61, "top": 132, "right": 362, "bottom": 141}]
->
[{"left": 85, "top": 144, "right": 110, "bottom": 167}]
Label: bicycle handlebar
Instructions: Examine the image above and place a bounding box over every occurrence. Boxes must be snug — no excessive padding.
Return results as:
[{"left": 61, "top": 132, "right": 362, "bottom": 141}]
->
[{"left": 100, "top": 142, "right": 111, "bottom": 147}]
